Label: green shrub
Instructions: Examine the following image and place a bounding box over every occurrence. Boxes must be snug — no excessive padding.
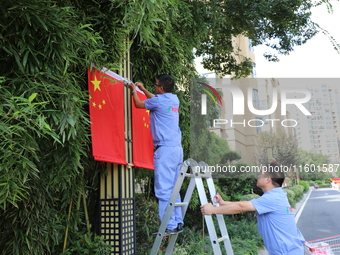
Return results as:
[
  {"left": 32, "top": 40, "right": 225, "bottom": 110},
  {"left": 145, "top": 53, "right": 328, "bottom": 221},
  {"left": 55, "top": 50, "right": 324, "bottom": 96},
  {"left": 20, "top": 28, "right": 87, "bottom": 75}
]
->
[
  {"left": 299, "top": 180, "right": 309, "bottom": 192},
  {"left": 240, "top": 194, "right": 260, "bottom": 201},
  {"left": 319, "top": 184, "right": 330, "bottom": 188},
  {"left": 165, "top": 227, "right": 214, "bottom": 255},
  {"left": 135, "top": 193, "right": 159, "bottom": 254},
  {"left": 225, "top": 217, "right": 263, "bottom": 255},
  {"left": 284, "top": 189, "right": 296, "bottom": 207},
  {"left": 157, "top": 216, "right": 263, "bottom": 255},
  {"left": 284, "top": 185, "right": 305, "bottom": 208},
  {"left": 63, "top": 233, "right": 111, "bottom": 255},
  {"left": 291, "top": 185, "right": 304, "bottom": 196}
]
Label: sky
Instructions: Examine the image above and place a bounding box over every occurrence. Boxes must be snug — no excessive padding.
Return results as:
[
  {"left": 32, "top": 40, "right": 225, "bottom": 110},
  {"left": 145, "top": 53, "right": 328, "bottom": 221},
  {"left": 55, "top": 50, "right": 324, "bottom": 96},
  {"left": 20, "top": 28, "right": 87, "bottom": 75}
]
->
[{"left": 254, "top": 1, "right": 340, "bottom": 78}]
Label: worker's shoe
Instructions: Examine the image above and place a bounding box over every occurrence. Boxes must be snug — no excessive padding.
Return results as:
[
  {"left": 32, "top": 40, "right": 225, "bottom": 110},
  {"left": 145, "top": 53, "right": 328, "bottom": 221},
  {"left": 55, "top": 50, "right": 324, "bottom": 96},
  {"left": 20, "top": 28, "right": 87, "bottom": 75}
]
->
[
  {"left": 165, "top": 223, "right": 184, "bottom": 235},
  {"left": 164, "top": 229, "right": 178, "bottom": 235},
  {"left": 151, "top": 229, "right": 176, "bottom": 236},
  {"left": 152, "top": 223, "right": 184, "bottom": 235},
  {"left": 176, "top": 223, "right": 183, "bottom": 232}
]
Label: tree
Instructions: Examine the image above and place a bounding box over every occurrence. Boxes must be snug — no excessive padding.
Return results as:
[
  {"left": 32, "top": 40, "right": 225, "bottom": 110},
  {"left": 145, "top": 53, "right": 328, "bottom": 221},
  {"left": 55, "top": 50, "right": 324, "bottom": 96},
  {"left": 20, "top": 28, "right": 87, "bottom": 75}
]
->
[
  {"left": 190, "top": 0, "right": 340, "bottom": 77},
  {"left": 215, "top": 163, "right": 259, "bottom": 202},
  {"left": 296, "top": 148, "right": 332, "bottom": 181},
  {"left": 220, "top": 151, "right": 242, "bottom": 165},
  {"left": 255, "top": 129, "right": 298, "bottom": 166},
  {"left": 126, "top": 0, "right": 340, "bottom": 80},
  {"left": 255, "top": 130, "right": 298, "bottom": 185}
]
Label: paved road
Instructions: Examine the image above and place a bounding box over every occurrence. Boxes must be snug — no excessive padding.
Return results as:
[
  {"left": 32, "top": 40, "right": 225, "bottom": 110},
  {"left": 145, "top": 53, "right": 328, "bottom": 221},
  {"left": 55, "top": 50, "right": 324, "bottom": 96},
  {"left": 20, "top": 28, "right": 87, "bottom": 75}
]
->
[{"left": 297, "top": 188, "right": 340, "bottom": 242}]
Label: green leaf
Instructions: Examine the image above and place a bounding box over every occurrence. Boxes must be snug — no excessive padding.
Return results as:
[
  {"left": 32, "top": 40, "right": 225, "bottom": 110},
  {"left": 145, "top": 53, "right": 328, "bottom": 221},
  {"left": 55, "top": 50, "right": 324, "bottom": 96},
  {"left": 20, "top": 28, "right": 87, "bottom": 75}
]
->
[
  {"left": 34, "top": 14, "right": 48, "bottom": 31},
  {"left": 22, "top": 51, "right": 30, "bottom": 67},
  {"left": 28, "top": 93, "right": 37, "bottom": 102}
]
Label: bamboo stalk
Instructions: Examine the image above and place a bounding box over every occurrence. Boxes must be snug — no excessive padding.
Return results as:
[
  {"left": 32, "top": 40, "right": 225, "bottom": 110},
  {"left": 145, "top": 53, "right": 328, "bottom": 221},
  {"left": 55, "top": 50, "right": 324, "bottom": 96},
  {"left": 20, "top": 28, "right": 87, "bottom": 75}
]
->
[
  {"left": 62, "top": 200, "right": 73, "bottom": 255},
  {"left": 83, "top": 191, "right": 91, "bottom": 233}
]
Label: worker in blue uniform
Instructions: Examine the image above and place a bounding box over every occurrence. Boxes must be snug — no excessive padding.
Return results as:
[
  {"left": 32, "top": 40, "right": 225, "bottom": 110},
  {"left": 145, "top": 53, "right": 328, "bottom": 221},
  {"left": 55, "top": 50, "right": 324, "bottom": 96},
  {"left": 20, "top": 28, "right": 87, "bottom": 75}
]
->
[
  {"left": 201, "top": 167, "right": 305, "bottom": 254},
  {"left": 130, "top": 74, "right": 184, "bottom": 235}
]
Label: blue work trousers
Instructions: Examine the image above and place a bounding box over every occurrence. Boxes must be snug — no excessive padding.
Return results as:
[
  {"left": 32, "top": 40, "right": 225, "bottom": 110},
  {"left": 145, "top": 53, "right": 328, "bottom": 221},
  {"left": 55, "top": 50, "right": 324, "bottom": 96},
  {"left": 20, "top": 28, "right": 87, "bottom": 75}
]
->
[{"left": 154, "top": 145, "right": 183, "bottom": 230}]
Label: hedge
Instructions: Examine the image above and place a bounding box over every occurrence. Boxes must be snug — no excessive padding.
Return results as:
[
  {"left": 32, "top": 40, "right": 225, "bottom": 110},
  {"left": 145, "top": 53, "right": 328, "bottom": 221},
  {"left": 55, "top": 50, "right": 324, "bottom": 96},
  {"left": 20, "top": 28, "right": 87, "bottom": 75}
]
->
[
  {"left": 284, "top": 185, "right": 305, "bottom": 208},
  {"left": 298, "top": 180, "right": 309, "bottom": 192}
]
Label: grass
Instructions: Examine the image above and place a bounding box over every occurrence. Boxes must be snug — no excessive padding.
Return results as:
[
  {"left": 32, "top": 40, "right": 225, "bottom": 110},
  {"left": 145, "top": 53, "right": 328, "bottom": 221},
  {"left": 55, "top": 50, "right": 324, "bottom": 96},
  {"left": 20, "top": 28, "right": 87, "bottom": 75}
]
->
[{"left": 151, "top": 216, "right": 263, "bottom": 255}]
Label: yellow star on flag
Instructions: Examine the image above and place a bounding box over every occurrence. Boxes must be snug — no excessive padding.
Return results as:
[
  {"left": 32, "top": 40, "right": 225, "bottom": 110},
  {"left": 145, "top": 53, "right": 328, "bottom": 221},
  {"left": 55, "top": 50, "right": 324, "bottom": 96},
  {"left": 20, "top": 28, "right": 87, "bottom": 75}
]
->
[
  {"left": 91, "top": 76, "right": 101, "bottom": 91},
  {"left": 143, "top": 110, "right": 150, "bottom": 128}
]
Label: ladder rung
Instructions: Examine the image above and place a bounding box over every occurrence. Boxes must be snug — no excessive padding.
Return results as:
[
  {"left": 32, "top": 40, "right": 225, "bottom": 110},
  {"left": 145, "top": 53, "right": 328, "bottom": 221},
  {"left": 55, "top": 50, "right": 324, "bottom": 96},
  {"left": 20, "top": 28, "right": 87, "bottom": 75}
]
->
[
  {"left": 174, "top": 202, "right": 188, "bottom": 207},
  {"left": 217, "top": 236, "right": 228, "bottom": 243},
  {"left": 184, "top": 173, "right": 211, "bottom": 178},
  {"left": 198, "top": 173, "right": 211, "bottom": 178}
]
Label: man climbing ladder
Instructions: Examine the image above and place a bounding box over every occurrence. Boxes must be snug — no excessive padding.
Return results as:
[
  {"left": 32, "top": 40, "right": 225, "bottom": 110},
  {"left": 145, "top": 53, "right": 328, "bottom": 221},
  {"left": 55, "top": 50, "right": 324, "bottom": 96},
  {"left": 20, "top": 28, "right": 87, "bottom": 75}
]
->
[{"left": 130, "top": 75, "right": 184, "bottom": 234}]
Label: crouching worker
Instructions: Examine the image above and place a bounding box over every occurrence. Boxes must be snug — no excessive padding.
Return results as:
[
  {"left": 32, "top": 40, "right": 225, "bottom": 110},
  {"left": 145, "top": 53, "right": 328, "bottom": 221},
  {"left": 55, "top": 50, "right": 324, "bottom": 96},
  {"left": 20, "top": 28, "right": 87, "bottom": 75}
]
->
[{"left": 200, "top": 169, "right": 305, "bottom": 255}]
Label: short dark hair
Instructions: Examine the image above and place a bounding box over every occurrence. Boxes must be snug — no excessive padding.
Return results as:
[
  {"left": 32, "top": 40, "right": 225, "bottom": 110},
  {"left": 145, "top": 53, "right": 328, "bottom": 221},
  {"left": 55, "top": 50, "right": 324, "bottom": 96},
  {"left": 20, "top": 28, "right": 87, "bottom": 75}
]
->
[
  {"left": 263, "top": 163, "right": 285, "bottom": 187},
  {"left": 156, "top": 74, "right": 175, "bottom": 93}
]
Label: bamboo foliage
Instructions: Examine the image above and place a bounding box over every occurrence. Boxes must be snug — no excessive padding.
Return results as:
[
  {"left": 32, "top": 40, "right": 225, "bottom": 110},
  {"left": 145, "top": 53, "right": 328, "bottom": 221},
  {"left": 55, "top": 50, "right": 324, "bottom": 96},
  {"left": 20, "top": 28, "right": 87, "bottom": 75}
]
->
[{"left": 0, "top": 1, "right": 106, "bottom": 254}]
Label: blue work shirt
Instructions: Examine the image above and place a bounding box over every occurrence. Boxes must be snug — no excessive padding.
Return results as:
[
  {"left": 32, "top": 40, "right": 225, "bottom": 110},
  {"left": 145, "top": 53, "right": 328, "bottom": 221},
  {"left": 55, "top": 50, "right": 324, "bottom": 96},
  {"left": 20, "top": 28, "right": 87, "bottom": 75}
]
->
[
  {"left": 251, "top": 187, "right": 305, "bottom": 255},
  {"left": 144, "top": 93, "right": 181, "bottom": 147}
]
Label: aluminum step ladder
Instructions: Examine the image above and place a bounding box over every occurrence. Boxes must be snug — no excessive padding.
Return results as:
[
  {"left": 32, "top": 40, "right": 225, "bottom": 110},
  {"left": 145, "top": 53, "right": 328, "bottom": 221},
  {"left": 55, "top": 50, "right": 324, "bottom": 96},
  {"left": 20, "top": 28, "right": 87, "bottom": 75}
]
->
[{"left": 149, "top": 158, "right": 234, "bottom": 255}]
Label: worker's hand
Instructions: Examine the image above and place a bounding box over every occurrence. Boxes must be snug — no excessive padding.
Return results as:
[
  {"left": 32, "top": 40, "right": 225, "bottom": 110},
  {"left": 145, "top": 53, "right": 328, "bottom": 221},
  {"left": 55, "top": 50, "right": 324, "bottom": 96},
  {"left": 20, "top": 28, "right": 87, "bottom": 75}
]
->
[
  {"left": 213, "top": 193, "right": 223, "bottom": 203},
  {"left": 129, "top": 83, "right": 136, "bottom": 91},
  {"left": 200, "top": 203, "right": 215, "bottom": 215},
  {"left": 135, "top": 82, "right": 145, "bottom": 91}
]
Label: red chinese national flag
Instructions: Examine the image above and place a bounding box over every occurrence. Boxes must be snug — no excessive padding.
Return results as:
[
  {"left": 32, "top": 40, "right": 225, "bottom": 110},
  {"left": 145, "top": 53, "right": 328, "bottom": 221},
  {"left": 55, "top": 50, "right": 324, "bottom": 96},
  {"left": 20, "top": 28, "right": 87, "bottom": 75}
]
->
[
  {"left": 88, "top": 67, "right": 127, "bottom": 165},
  {"left": 131, "top": 90, "right": 154, "bottom": 170}
]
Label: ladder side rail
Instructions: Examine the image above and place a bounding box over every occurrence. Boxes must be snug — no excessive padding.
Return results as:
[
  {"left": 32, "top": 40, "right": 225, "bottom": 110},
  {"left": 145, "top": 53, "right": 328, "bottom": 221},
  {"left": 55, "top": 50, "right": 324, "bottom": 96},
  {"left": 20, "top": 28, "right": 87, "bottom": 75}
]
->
[
  {"left": 215, "top": 214, "right": 234, "bottom": 255},
  {"left": 164, "top": 169, "right": 198, "bottom": 255},
  {"left": 193, "top": 167, "right": 222, "bottom": 255},
  {"left": 205, "top": 175, "right": 234, "bottom": 255},
  {"left": 164, "top": 235, "right": 178, "bottom": 255},
  {"left": 199, "top": 161, "right": 234, "bottom": 255},
  {"left": 149, "top": 163, "right": 188, "bottom": 255},
  {"left": 180, "top": 174, "right": 197, "bottom": 217}
]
